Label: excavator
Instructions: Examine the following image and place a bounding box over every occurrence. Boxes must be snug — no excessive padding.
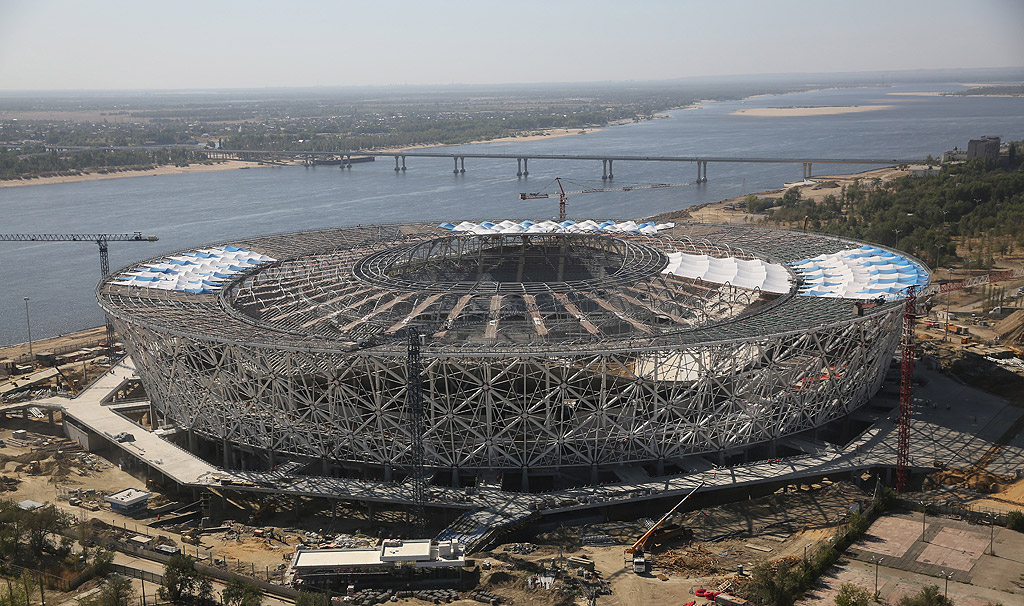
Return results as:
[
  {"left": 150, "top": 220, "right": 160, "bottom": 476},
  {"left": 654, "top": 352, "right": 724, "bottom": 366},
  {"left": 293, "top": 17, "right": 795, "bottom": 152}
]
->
[{"left": 624, "top": 481, "right": 705, "bottom": 574}]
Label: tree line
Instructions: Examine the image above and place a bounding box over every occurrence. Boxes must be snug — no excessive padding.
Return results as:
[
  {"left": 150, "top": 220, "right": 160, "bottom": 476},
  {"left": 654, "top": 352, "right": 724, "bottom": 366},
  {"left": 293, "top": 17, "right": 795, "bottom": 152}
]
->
[
  {"left": 0, "top": 147, "right": 211, "bottom": 180},
  {"left": 750, "top": 151, "right": 1024, "bottom": 270}
]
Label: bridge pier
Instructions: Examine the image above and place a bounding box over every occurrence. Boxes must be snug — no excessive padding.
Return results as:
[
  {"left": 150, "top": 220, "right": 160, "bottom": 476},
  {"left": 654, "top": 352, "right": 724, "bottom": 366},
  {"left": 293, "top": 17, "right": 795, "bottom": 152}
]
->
[
  {"left": 454, "top": 157, "right": 459, "bottom": 174},
  {"left": 523, "top": 158, "right": 529, "bottom": 176},
  {"left": 516, "top": 158, "right": 523, "bottom": 177},
  {"left": 402, "top": 156, "right": 406, "bottom": 171},
  {"left": 601, "top": 159, "right": 607, "bottom": 180},
  {"left": 395, "top": 156, "right": 400, "bottom": 172},
  {"left": 802, "top": 162, "right": 813, "bottom": 180},
  {"left": 453, "top": 157, "right": 465, "bottom": 174},
  {"left": 607, "top": 159, "right": 613, "bottom": 180}
]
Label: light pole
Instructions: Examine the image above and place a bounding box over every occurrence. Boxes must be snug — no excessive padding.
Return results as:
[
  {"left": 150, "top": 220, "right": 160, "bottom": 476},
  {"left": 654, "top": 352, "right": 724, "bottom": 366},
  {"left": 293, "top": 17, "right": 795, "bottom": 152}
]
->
[
  {"left": 23, "top": 297, "right": 33, "bottom": 360},
  {"left": 921, "top": 501, "right": 927, "bottom": 542},
  {"left": 988, "top": 514, "right": 995, "bottom": 555},
  {"left": 943, "top": 268, "right": 953, "bottom": 342},
  {"left": 941, "top": 571, "right": 952, "bottom": 598},
  {"left": 893, "top": 228, "right": 902, "bottom": 250},
  {"left": 871, "top": 556, "right": 883, "bottom": 596}
]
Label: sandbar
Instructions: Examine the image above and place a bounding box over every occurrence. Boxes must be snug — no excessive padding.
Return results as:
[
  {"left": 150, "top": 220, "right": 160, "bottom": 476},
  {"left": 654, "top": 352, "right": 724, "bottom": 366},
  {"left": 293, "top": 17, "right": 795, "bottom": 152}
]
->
[
  {"left": 886, "top": 92, "right": 944, "bottom": 97},
  {"left": 0, "top": 159, "right": 263, "bottom": 188},
  {"left": 731, "top": 105, "right": 893, "bottom": 117}
]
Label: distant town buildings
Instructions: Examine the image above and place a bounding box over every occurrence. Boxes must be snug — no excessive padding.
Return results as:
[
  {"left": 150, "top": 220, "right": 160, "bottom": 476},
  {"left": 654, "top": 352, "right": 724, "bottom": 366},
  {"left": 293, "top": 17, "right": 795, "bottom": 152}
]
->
[
  {"left": 967, "top": 136, "right": 1001, "bottom": 161},
  {"left": 941, "top": 147, "right": 967, "bottom": 163}
]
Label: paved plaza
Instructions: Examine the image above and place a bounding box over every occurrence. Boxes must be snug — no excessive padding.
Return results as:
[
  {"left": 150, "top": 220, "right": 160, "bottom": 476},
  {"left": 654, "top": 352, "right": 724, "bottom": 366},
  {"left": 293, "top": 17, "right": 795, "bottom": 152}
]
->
[{"left": 801, "top": 511, "right": 1024, "bottom": 605}]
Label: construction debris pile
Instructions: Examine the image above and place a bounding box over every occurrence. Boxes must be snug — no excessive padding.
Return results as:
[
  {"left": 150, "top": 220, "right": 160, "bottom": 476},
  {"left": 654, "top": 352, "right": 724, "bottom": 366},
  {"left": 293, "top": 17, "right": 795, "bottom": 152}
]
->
[
  {"left": 342, "top": 588, "right": 462, "bottom": 606},
  {"left": 298, "top": 530, "right": 373, "bottom": 550},
  {"left": 925, "top": 466, "right": 1016, "bottom": 493},
  {"left": 503, "top": 542, "right": 537, "bottom": 555},
  {"left": 0, "top": 433, "right": 88, "bottom": 480},
  {"left": 0, "top": 475, "right": 20, "bottom": 492},
  {"left": 655, "top": 544, "right": 720, "bottom": 576}
]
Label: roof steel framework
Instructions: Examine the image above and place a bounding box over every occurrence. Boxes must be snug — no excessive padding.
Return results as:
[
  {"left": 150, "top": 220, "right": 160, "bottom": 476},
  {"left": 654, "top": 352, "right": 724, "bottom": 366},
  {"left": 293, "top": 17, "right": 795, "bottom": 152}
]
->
[{"left": 98, "top": 223, "right": 920, "bottom": 481}]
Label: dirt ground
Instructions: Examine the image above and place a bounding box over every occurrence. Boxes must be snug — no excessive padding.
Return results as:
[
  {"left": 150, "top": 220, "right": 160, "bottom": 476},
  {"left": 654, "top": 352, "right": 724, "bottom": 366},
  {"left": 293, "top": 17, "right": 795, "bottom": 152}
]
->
[
  {"left": 469, "top": 481, "right": 869, "bottom": 606},
  {"left": 0, "top": 325, "right": 107, "bottom": 363}
]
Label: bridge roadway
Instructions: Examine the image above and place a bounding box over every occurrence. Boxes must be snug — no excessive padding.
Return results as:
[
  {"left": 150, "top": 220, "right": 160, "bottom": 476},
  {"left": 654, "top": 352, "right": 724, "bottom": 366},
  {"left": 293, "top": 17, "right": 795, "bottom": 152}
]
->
[
  {"left": 38, "top": 143, "right": 921, "bottom": 180},
  {"left": 214, "top": 148, "right": 921, "bottom": 180},
  {"left": 18, "top": 358, "right": 1019, "bottom": 548},
  {"left": 217, "top": 149, "right": 916, "bottom": 165}
]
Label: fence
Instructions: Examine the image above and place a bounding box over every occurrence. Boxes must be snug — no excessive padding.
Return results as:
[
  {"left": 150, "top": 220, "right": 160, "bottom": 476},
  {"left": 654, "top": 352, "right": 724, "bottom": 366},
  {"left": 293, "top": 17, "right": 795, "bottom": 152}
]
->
[
  {"left": 79, "top": 529, "right": 300, "bottom": 602},
  {"left": 894, "top": 496, "right": 1015, "bottom": 526},
  {"left": 1, "top": 562, "right": 93, "bottom": 593}
]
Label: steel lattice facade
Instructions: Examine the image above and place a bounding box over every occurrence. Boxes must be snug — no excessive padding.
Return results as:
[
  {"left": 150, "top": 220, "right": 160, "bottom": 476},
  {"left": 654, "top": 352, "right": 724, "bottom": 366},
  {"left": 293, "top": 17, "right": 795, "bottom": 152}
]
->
[{"left": 99, "top": 223, "right": 917, "bottom": 483}]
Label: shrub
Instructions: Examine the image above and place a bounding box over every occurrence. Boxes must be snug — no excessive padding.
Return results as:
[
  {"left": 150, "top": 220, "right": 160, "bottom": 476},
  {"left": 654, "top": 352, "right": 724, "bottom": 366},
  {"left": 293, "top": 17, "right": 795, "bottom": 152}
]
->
[
  {"left": 835, "top": 583, "right": 871, "bottom": 606},
  {"left": 1007, "top": 510, "right": 1024, "bottom": 532}
]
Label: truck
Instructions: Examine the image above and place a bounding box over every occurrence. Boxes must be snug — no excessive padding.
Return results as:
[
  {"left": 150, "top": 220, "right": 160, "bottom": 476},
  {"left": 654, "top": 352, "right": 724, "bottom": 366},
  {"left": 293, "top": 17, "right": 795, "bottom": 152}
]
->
[
  {"left": 624, "top": 480, "right": 705, "bottom": 574},
  {"left": 632, "top": 553, "right": 646, "bottom": 574}
]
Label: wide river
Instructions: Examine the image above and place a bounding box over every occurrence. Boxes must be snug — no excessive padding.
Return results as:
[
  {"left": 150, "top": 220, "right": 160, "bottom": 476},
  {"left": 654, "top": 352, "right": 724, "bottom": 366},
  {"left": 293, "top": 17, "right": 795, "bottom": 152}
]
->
[{"left": 2, "top": 84, "right": 1023, "bottom": 346}]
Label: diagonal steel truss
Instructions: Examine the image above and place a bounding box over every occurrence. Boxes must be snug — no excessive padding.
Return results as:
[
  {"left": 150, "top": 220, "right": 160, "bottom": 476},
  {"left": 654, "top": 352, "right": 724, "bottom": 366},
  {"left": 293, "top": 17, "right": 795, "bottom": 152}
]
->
[{"left": 113, "top": 304, "right": 901, "bottom": 475}]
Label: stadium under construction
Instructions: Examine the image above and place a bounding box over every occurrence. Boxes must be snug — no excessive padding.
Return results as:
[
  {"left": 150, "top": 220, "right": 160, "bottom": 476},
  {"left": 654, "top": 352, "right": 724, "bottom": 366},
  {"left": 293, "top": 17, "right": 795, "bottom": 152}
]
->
[{"left": 95, "top": 220, "right": 930, "bottom": 500}]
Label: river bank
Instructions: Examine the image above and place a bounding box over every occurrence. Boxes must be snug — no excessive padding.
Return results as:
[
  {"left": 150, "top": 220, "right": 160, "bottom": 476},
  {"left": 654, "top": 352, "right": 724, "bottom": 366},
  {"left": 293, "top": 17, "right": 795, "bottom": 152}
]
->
[
  {"left": 0, "top": 120, "right": 633, "bottom": 189},
  {"left": 646, "top": 166, "right": 902, "bottom": 225},
  {"left": 0, "top": 159, "right": 257, "bottom": 188},
  {"left": 0, "top": 326, "right": 107, "bottom": 363}
]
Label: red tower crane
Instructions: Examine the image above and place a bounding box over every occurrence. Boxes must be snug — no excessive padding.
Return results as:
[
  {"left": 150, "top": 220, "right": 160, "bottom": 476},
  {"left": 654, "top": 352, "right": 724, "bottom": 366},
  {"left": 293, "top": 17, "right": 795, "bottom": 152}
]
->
[
  {"left": 520, "top": 177, "right": 697, "bottom": 221},
  {"left": 895, "top": 266, "right": 1024, "bottom": 492}
]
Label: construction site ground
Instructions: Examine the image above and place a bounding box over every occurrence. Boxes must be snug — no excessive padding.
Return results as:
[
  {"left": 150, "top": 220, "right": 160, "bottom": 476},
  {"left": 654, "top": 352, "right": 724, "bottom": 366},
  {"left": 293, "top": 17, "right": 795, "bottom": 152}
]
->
[{"left": 471, "top": 481, "right": 869, "bottom": 606}]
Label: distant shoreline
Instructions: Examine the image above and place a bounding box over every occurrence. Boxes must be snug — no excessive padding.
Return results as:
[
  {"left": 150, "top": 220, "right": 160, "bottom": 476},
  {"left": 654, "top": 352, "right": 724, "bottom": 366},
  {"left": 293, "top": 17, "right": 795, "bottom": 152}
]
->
[
  {"left": 731, "top": 105, "right": 893, "bottom": 117},
  {"left": 0, "top": 159, "right": 258, "bottom": 188},
  {"left": 0, "top": 121, "right": 632, "bottom": 188}
]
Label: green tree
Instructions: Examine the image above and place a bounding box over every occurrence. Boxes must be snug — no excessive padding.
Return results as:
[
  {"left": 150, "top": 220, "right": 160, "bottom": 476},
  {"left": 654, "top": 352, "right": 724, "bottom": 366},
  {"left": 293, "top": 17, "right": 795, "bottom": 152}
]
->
[
  {"left": 159, "top": 555, "right": 213, "bottom": 606},
  {"left": 294, "top": 591, "right": 330, "bottom": 606},
  {"left": 745, "top": 558, "right": 804, "bottom": 606},
  {"left": 835, "top": 583, "right": 871, "bottom": 606},
  {"left": 1006, "top": 510, "right": 1024, "bottom": 532},
  {"left": 897, "top": 585, "right": 954, "bottom": 606},
  {"left": 0, "top": 575, "right": 28, "bottom": 606},
  {"left": 223, "top": 578, "right": 263, "bottom": 606},
  {"left": 82, "top": 575, "right": 136, "bottom": 606}
]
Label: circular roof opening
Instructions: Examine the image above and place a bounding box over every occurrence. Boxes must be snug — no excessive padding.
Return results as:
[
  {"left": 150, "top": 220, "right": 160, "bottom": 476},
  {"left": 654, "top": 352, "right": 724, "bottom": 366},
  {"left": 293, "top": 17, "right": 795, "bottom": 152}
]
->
[{"left": 352, "top": 233, "right": 669, "bottom": 294}]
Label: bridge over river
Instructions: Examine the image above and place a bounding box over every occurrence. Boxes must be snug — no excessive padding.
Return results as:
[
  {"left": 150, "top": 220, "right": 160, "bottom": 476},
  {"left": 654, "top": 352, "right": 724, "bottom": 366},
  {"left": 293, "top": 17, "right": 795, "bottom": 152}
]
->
[{"left": 209, "top": 148, "right": 924, "bottom": 182}]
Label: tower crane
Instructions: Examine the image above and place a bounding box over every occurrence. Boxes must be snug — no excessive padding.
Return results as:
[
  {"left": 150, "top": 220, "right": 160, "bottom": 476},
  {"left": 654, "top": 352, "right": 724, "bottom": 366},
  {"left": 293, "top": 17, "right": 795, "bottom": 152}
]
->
[
  {"left": 894, "top": 265, "right": 1024, "bottom": 492},
  {"left": 0, "top": 232, "right": 159, "bottom": 364},
  {"left": 520, "top": 177, "right": 698, "bottom": 222}
]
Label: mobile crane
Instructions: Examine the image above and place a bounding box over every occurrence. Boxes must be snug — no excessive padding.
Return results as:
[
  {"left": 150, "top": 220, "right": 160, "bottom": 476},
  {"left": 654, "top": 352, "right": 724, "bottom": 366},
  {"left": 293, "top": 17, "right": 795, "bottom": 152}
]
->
[{"left": 624, "top": 480, "right": 705, "bottom": 573}]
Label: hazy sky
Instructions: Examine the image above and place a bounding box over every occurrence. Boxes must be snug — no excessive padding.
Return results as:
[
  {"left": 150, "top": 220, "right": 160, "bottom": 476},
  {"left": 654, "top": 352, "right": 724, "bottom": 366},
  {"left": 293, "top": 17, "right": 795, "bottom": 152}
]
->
[{"left": 1, "top": 0, "right": 1022, "bottom": 90}]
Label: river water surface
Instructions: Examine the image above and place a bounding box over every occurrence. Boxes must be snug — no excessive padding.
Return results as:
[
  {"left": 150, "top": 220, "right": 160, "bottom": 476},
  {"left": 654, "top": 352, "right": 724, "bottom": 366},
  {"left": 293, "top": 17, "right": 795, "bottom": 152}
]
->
[{"left": 2, "top": 84, "right": 1023, "bottom": 345}]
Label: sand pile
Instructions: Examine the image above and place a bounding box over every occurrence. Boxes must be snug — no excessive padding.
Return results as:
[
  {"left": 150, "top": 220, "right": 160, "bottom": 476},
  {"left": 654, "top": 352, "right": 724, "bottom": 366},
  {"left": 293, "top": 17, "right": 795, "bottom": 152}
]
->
[
  {"left": 993, "top": 309, "right": 1024, "bottom": 345},
  {"left": 924, "top": 467, "right": 1015, "bottom": 493}
]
